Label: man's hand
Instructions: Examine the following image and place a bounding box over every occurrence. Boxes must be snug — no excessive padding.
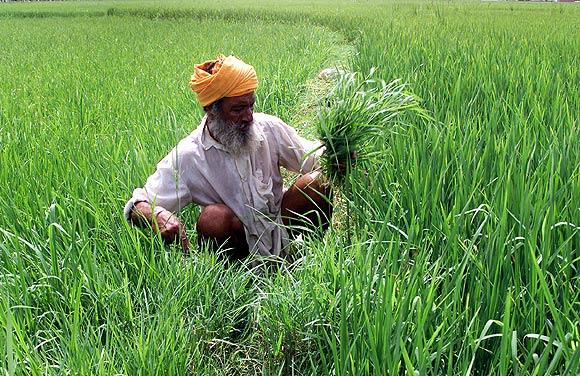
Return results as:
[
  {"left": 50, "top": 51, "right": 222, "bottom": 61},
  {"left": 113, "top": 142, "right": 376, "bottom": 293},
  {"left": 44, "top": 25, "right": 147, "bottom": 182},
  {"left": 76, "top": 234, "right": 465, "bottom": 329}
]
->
[
  {"left": 155, "top": 209, "right": 190, "bottom": 254},
  {"left": 331, "top": 150, "right": 358, "bottom": 176},
  {"left": 131, "top": 202, "right": 190, "bottom": 254}
]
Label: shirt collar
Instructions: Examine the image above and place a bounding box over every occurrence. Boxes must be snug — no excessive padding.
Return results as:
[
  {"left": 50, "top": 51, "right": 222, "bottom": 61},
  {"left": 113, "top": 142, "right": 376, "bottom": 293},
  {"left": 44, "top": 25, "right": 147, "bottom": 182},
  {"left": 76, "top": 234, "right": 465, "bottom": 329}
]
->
[{"left": 200, "top": 115, "right": 226, "bottom": 151}]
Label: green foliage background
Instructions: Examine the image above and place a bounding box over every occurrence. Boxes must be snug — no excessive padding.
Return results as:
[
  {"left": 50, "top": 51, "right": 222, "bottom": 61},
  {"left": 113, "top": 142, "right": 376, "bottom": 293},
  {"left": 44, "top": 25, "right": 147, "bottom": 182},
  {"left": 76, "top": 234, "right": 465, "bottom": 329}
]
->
[{"left": 0, "top": 1, "right": 578, "bottom": 374}]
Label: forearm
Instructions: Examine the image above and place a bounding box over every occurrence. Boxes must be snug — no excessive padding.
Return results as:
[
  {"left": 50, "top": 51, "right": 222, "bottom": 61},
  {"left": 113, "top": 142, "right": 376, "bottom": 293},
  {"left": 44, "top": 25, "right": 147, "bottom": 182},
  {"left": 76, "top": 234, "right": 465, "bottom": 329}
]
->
[
  {"left": 130, "top": 201, "right": 157, "bottom": 227},
  {"left": 129, "top": 201, "right": 189, "bottom": 252}
]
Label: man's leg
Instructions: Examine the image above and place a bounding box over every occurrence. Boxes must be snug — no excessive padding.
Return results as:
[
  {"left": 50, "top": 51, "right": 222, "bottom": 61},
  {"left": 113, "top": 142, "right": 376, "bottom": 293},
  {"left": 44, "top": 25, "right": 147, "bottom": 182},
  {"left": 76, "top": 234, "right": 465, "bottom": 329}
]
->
[
  {"left": 281, "top": 171, "right": 333, "bottom": 238},
  {"left": 196, "top": 204, "right": 249, "bottom": 260}
]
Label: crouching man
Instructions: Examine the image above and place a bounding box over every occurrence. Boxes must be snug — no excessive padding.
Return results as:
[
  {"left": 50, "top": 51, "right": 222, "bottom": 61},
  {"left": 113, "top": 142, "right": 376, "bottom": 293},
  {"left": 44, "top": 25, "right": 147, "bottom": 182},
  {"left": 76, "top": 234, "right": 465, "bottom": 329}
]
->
[{"left": 124, "top": 55, "right": 332, "bottom": 260}]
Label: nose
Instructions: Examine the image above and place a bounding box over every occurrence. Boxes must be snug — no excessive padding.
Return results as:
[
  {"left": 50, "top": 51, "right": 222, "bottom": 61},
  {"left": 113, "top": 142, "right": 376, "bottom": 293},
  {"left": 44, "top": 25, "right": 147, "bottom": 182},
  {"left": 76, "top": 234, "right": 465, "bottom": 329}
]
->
[{"left": 242, "top": 108, "right": 253, "bottom": 124}]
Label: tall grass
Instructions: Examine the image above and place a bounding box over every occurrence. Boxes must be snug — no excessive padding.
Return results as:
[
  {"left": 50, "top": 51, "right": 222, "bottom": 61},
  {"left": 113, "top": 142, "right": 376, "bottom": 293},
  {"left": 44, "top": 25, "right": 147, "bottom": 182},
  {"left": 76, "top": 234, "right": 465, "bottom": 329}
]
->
[
  {"left": 0, "top": 13, "right": 345, "bottom": 374},
  {"left": 315, "top": 69, "right": 427, "bottom": 186},
  {"left": 1, "top": 1, "right": 578, "bottom": 374}
]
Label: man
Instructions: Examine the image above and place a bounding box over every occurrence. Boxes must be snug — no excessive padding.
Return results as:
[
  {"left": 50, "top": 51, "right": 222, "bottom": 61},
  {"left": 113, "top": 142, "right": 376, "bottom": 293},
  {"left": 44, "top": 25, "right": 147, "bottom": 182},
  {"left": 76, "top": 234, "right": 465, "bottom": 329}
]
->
[{"left": 124, "top": 55, "right": 332, "bottom": 260}]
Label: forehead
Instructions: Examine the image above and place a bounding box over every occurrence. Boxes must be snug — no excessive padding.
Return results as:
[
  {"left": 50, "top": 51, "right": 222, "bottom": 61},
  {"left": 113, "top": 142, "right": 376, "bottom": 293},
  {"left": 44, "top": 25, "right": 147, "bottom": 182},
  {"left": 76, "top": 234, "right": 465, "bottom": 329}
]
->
[{"left": 222, "top": 92, "right": 255, "bottom": 107}]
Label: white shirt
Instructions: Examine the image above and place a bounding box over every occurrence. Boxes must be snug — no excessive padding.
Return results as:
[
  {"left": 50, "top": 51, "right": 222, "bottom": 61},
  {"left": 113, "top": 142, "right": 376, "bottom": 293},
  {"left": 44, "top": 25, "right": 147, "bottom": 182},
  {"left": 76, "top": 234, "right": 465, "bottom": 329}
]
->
[{"left": 124, "top": 112, "right": 322, "bottom": 257}]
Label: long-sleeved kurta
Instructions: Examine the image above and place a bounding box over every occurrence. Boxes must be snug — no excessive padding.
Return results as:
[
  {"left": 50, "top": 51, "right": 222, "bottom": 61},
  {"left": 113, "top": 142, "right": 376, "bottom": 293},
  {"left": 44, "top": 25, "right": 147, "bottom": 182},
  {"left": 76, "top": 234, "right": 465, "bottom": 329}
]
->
[{"left": 124, "top": 112, "right": 321, "bottom": 257}]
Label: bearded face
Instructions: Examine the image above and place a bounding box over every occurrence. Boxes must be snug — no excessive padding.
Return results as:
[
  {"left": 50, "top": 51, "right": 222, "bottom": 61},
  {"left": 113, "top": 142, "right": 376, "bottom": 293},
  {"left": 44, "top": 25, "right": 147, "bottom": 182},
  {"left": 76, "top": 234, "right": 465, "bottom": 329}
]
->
[{"left": 206, "top": 104, "right": 260, "bottom": 157}]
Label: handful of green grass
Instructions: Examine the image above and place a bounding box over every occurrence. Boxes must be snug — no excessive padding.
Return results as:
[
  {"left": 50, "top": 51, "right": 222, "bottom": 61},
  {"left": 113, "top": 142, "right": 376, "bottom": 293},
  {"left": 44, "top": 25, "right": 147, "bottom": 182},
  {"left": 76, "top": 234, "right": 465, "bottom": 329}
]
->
[{"left": 315, "top": 68, "right": 427, "bottom": 187}]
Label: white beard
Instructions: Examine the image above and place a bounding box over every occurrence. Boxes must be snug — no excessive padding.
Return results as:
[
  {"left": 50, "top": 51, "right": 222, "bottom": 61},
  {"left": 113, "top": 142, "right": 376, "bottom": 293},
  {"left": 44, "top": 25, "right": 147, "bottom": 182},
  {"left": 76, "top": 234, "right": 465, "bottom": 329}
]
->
[{"left": 207, "top": 114, "right": 260, "bottom": 157}]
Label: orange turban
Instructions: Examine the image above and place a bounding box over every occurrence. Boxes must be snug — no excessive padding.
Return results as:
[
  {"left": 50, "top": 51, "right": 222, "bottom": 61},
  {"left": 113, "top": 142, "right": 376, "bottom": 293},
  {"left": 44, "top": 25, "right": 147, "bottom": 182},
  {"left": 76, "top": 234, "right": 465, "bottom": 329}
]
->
[{"left": 190, "top": 55, "right": 258, "bottom": 107}]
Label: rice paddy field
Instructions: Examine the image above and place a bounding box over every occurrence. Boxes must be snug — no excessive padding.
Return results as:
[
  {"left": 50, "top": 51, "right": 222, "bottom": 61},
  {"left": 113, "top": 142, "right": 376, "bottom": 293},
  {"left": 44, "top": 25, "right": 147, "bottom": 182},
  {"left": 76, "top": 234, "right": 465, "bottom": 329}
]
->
[{"left": 0, "top": 0, "right": 579, "bottom": 374}]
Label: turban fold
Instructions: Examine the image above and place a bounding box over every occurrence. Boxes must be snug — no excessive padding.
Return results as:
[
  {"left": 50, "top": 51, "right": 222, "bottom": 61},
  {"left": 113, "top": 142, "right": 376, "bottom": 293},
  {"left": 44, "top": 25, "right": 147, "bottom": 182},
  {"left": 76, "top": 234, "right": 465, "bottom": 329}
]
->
[{"left": 190, "top": 55, "right": 258, "bottom": 107}]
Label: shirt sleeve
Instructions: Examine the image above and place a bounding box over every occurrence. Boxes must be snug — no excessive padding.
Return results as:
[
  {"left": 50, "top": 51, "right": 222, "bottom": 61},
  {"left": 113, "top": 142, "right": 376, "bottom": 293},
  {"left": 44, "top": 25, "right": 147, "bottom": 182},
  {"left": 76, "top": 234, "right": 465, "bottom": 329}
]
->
[
  {"left": 123, "top": 146, "right": 193, "bottom": 221},
  {"left": 273, "top": 119, "right": 323, "bottom": 174}
]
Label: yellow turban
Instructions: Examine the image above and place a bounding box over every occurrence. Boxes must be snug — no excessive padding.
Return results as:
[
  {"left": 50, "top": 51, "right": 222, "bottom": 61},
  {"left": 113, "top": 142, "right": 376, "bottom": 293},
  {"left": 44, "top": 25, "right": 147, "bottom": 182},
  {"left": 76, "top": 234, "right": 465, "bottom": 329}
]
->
[{"left": 190, "top": 55, "right": 258, "bottom": 107}]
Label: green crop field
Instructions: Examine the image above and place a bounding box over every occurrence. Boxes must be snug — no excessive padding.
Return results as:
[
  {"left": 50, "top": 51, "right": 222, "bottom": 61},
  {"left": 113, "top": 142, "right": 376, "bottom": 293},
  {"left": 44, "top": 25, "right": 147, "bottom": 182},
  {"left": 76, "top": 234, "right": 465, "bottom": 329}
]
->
[{"left": 0, "top": 0, "right": 578, "bottom": 374}]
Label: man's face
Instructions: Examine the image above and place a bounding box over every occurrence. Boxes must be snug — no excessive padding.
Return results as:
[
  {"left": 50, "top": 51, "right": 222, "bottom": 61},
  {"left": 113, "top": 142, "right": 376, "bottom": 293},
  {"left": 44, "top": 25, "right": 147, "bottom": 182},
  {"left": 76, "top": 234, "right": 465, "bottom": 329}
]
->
[
  {"left": 219, "top": 92, "right": 256, "bottom": 131},
  {"left": 206, "top": 92, "right": 259, "bottom": 156}
]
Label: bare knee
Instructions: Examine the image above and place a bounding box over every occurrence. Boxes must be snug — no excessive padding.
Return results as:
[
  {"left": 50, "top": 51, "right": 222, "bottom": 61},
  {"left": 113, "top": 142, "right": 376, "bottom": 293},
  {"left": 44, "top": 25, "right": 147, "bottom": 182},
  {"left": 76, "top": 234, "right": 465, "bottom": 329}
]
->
[
  {"left": 197, "top": 204, "right": 248, "bottom": 260},
  {"left": 295, "top": 173, "right": 317, "bottom": 192},
  {"left": 282, "top": 172, "right": 333, "bottom": 234},
  {"left": 197, "top": 204, "right": 242, "bottom": 239},
  {"left": 293, "top": 172, "right": 332, "bottom": 206}
]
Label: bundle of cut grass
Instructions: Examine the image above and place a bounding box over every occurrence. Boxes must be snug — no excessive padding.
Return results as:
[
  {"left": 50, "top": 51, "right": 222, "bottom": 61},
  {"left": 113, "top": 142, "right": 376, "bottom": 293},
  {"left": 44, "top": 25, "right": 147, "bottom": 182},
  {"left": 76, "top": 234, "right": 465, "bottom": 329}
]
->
[{"left": 315, "top": 68, "right": 428, "bottom": 187}]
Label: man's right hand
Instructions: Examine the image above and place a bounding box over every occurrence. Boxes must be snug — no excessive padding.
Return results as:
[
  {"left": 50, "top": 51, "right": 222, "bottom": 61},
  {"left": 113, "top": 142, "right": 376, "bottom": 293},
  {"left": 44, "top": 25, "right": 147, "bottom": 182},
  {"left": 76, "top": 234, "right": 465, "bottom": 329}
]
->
[
  {"left": 132, "top": 202, "right": 190, "bottom": 254},
  {"left": 155, "top": 209, "right": 190, "bottom": 254}
]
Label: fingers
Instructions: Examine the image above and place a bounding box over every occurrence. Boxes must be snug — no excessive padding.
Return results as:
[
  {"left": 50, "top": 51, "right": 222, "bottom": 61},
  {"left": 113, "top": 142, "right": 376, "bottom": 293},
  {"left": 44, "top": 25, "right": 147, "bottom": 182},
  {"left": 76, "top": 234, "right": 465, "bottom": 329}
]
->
[
  {"left": 158, "top": 216, "right": 180, "bottom": 237},
  {"left": 155, "top": 210, "right": 190, "bottom": 254}
]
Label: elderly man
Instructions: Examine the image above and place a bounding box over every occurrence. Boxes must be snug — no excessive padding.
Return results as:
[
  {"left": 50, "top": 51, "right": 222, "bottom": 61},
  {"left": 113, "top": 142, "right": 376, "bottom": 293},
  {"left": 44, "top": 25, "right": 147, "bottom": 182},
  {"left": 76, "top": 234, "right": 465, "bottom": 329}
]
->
[{"left": 124, "top": 55, "right": 332, "bottom": 260}]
